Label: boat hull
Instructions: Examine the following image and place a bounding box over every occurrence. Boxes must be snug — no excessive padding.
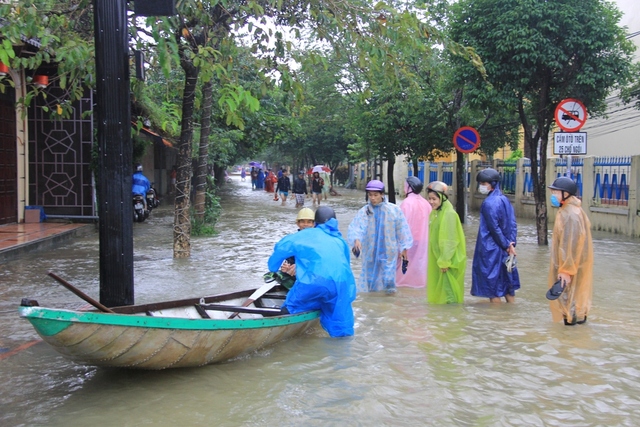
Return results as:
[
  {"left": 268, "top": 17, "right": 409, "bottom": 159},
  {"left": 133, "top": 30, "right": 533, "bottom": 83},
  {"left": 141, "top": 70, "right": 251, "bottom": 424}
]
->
[{"left": 19, "top": 295, "right": 319, "bottom": 370}]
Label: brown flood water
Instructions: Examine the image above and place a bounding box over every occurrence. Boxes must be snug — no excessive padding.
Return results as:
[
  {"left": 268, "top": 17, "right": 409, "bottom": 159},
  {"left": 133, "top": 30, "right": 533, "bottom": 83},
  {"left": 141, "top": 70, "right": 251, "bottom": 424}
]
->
[{"left": 1, "top": 175, "right": 640, "bottom": 426}]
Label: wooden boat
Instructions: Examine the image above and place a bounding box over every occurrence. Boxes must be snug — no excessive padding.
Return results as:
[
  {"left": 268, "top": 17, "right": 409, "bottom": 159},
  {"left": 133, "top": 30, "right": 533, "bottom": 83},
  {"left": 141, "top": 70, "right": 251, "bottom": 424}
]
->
[{"left": 18, "top": 286, "right": 319, "bottom": 370}]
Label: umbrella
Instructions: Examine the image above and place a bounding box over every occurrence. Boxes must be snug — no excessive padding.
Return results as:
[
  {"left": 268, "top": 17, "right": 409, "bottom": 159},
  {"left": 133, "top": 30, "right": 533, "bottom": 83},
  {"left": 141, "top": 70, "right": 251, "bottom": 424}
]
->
[
  {"left": 312, "top": 165, "right": 331, "bottom": 173},
  {"left": 249, "top": 161, "right": 262, "bottom": 168}
]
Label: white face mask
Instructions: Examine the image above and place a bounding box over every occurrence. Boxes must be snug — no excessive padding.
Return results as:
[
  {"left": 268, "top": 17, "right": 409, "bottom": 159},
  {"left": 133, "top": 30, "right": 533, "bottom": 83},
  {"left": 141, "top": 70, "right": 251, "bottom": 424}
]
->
[{"left": 478, "top": 184, "right": 491, "bottom": 195}]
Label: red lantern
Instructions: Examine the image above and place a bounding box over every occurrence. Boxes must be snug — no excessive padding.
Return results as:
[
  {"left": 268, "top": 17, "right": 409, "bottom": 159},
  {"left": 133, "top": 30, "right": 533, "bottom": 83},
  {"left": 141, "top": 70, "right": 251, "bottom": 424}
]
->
[
  {"left": 33, "top": 74, "right": 49, "bottom": 88},
  {"left": 0, "top": 63, "right": 8, "bottom": 76}
]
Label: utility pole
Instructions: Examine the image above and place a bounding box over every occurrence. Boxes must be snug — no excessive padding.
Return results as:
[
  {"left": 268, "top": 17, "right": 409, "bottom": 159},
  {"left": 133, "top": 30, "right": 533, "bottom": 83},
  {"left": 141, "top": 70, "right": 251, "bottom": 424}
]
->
[{"left": 94, "top": 0, "right": 134, "bottom": 307}]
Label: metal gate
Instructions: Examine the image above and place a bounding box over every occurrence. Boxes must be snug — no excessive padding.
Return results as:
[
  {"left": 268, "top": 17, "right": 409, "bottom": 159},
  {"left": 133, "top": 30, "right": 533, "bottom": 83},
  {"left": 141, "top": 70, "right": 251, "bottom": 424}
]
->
[{"left": 28, "top": 85, "right": 95, "bottom": 217}]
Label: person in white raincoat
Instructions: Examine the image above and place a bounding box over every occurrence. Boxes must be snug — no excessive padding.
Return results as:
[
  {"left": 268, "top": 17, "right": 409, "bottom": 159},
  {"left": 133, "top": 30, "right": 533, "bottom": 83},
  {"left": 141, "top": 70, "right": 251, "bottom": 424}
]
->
[
  {"left": 396, "top": 176, "right": 431, "bottom": 288},
  {"left": 348, "top": 180, "right": 413, "bottom": 294}
]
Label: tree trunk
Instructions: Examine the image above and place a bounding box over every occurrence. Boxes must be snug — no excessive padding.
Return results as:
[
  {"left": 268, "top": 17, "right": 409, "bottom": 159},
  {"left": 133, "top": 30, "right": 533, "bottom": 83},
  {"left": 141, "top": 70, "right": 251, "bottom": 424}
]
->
[
  {"left": 173, "top": 60, "right": 199, "bottom": 258},
  {"left": 387, "top": 155, "right": 396, "bottom": 204},
  {"left": 455, "top": 151, "right": 465, "bottom": 224},
  {"left": 194, "top": 79, "right": 213, "bottom": 222},
  {"left": 412, "top": 158, "right": 419, "bottom": 179}
]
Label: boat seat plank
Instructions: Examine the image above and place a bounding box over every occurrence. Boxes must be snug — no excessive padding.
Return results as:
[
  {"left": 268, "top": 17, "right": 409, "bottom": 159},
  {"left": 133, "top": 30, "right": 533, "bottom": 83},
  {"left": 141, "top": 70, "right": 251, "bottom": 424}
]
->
[{"left": 199, "top": 304, "right": 283, "bottom": 317}]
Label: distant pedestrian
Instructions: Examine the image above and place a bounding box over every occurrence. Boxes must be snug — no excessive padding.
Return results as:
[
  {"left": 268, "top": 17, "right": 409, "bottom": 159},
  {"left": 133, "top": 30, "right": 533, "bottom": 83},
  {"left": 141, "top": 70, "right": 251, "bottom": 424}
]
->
[
  {"left": 347, "top": 180, "right": 413, "bottom": 294},
  {"left": 169, "top": 165, "right": 177, "bottom": 194},
  {"left": 276, "top": 170, "right": 291, "bottom": 205},
  {"left": 265, "top": 169, "right": 277, "bottom": 193},
  {"left": 321, "top": 173, "right": 330, "bottom": 201},
  {"left": 426, "top": 181, "right": 466, "bottom": 304},
  {"left": 546, "top": 177, "right": 593, "bottom": 325},
  {"left": 250, "top": 167, "right": 258, "bottom": 190},
  {"left": 471, "top": 168, "right": 520, "bottom": 303},
  {"left": 395, "top": 176, "right": 431, "bottom": 288},
  {"left": 256, "top": 169, "right": 265, "bottom": 190},
  {"left": 292, "top": 171, "right": 308, "bottom": 208},
  {"left": 311, "top": 171, "right": 324, "bottom": 205},
  {"left": 240, "top": 168, "right": 246, "bottom": 181}
]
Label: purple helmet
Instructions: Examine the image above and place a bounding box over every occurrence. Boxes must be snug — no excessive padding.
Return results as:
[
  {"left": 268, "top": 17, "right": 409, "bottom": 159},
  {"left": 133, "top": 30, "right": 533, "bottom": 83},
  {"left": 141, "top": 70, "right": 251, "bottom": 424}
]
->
[{"left": 365, "top": 179, "right": 385, "bottom": 192}]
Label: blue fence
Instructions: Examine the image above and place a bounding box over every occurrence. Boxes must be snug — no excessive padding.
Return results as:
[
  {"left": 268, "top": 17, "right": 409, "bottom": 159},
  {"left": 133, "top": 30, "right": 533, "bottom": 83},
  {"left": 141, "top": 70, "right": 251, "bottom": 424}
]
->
[
  {"left": 429, "top": 163, "right": 438, "bottom": 183},
  {"left": 554, "top": 157, "right": 584, "bottom": 198},
  {"left": 442, "top": 163, "right": 454, "bottom": 186},
  {"left": 408, "top": 162, "right": 426, "bottom": 183},
  {"left": 593, "top": 157, "right": 630, "bottom": 206}
]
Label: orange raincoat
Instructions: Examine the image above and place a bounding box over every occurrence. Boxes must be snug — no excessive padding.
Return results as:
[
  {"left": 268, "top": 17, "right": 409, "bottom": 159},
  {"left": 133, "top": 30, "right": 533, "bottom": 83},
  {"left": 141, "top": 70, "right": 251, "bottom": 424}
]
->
[{"left": 548, "top": 196, "right": 593, "bottom": 323}]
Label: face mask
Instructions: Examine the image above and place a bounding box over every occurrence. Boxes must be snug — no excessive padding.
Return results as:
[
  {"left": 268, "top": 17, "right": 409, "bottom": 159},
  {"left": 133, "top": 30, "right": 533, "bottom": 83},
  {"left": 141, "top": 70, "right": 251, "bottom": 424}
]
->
[
  {"left": 478, "top": 185, "right": 490, "bottom": 195},
  {"left": 550, "top": 194, "right": 561, "bottom": 207}
]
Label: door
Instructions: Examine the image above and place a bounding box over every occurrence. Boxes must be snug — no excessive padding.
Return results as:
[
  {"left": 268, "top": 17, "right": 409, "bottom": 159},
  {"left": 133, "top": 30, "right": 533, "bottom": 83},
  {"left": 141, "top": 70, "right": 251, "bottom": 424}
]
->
[{"left": 0, "top": 88, "right": 17, "bottom": 224}]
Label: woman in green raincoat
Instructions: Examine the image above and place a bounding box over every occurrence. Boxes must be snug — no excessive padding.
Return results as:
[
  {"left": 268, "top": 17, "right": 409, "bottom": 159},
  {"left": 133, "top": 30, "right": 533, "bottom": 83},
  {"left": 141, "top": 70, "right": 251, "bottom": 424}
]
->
[{"left": 426, "top": 181, "right": 467, "bottom": 304}]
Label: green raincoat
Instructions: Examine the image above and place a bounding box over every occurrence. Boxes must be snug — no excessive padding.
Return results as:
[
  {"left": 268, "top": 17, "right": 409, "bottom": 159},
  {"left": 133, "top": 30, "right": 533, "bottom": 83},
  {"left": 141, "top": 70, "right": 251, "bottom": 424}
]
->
[{"left": 427, "top": 198, "right": 467, "bottom": 304}]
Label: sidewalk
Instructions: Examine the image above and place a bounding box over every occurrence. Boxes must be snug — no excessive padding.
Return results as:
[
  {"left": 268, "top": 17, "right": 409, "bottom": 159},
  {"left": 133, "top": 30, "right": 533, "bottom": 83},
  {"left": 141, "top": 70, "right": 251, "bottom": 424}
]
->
[{"left": 0, "top": 222, "right": 93, "bottom": 263}]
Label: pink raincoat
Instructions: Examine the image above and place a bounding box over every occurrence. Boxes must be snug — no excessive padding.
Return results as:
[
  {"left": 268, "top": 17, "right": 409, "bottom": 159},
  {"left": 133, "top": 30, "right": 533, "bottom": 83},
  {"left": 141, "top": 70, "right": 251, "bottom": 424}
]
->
[{"left": 395, "top": 182, "right": 432, "bottom": 287}]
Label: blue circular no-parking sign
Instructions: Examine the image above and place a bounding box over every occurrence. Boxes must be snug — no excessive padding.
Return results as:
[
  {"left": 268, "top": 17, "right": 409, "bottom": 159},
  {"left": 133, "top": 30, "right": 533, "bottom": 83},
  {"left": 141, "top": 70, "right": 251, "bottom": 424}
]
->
[{"left": 453, "top": 127, "right": 481, "bottom": 153}]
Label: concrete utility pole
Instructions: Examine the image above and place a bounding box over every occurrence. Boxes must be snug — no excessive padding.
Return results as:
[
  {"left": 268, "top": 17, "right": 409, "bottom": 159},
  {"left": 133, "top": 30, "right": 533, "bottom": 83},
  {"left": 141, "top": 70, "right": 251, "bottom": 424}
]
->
[{"left": 94, "top": 0, "right": 134, "bottom": 307}]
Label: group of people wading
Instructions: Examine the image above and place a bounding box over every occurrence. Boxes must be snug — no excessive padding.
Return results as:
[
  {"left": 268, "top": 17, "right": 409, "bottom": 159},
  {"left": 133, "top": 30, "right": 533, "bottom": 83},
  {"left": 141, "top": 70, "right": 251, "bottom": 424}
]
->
[{"left": 264, "top": 168, "right": 593, "bottom": 338}]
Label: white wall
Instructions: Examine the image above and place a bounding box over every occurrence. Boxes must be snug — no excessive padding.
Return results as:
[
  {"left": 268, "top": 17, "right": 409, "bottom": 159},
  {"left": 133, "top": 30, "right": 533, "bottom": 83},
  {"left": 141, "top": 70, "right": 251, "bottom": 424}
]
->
[{"left": 579, "top": 0, "right": 640, "bottom": 157}]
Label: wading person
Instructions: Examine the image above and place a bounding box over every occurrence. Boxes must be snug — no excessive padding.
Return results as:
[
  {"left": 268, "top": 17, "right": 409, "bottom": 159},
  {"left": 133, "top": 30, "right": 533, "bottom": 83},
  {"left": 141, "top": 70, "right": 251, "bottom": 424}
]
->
[
  {"left": 292, "top": 171, "right": 308, "bottom": 208},
  {"left": 276, "top": 170, "right": 291, "bottom": 205},
  {"left": 426, "top": 181, "right": 466, "bottom": 304},
  {"left": 347, "top": 180, "right": 413, "bottom": 294},
  {"left": 311, "top": 171, "right": 324, "bottom": 205},
  {"left": 268, "top": 206, "right": 356, "bottom": 337},
  {"left": 546, "top": 177, "right": 593, "bottom": 325},
  {"left": 395, "top": 176, "right": 431, "bottom": 289},
  {"left": 471, "top": 168, "right": 520, "bottom": 303}
]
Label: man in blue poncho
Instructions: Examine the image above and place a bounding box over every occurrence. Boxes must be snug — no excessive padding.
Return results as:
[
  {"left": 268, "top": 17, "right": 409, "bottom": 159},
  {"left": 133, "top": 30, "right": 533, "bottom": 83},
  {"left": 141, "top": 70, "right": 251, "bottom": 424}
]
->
[
  {"left": 471, "top": 168, "right": 520, "bottom": 303},
  {"left": 268, "top": 206, "right": 356, "bottom": 337},
  {"left": 347, "top": 180, "right": 413, "bottom": 294},
  {"left": 132, "top": 163, "right": 151, "bottom": 211}
]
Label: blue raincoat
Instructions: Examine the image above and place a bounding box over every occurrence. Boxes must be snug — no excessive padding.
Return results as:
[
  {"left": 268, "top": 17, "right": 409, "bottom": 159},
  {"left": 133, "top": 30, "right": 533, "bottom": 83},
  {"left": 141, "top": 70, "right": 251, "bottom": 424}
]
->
[
  {"left": 132, "top": 171, "right": 150, "bottom": 196},
  {"left": 471, "top": 187, "right": 520, "bottom": 298},
  {"left": 268, "top": 218, "right": 356, "bottom": 337},
  {"left": 347, "top": 200, "right": 413, "bottom": 292},
  {"left": 256, "top": 170, "right": 265, "bottom": 189}
]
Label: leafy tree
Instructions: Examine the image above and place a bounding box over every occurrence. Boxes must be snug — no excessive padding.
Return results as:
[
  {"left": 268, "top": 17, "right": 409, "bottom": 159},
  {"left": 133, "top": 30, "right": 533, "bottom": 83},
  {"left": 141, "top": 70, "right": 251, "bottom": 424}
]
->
[
  {"left": 0, "top": 0, "right": 95, "bottom": 115},
  {"left": 450, "top": 0, "right": 635, "bottom": 244}
]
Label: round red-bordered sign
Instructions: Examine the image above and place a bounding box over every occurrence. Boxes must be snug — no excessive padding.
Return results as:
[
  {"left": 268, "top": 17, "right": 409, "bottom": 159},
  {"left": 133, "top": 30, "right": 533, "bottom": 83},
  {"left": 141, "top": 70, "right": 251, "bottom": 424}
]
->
[
  {"left": 555, "top": 98, "right": 587, "bottom": 132},
  {"left": 453, "top": 126, "right": 481, "bottom": 153}
]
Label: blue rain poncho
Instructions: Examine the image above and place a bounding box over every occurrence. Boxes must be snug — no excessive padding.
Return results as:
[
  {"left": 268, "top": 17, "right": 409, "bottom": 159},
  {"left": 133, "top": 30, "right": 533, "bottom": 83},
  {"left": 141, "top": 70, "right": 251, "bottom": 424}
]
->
[
  {"left": 347, "top": 200, "right": 413, "bottom": 292},
  {"left": 471, "top": 187, "right": 520, "bottom": 298},
  {"left": 268, "top": 218, "right": 356, "bottom": 337},
  {"left": 132, "top": 171, "right": 150, "bottom": 196}
]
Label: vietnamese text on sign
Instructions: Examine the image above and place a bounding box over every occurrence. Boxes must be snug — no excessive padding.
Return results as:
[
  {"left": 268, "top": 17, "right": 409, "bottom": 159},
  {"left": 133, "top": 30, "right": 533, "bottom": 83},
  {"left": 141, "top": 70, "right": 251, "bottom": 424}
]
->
[{"left": 553, "top": 132, "right": 587, "bottom": 155}]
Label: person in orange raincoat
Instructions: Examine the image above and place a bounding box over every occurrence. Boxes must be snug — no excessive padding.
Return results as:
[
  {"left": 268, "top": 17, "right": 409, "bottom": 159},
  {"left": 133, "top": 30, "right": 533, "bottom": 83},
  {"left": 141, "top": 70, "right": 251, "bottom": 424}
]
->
[
  {"left": 264, "top": 169, "right": 278, "bottom": 193},
  {"left": 547, "top": 177, "right": 594, "bottom": 325}
]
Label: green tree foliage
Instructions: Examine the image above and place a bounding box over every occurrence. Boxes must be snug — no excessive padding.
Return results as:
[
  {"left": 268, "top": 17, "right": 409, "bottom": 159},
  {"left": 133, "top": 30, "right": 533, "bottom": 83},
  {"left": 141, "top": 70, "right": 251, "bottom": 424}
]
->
[
  {"left": 0, "top": 0, "right": 94, "bottom": 116},
  {"left": 450, "top": 0, "right": 635, "bottom": 244}
]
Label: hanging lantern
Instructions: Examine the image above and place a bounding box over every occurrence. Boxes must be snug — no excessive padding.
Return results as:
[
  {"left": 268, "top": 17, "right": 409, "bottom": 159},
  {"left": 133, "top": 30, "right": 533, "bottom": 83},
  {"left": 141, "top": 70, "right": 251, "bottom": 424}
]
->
[
  {"left": 33, "top": 74, "right": 49, "bottom": 89},
  {"left": 0, "top": 63, "right": 8, "bottom": 76}
]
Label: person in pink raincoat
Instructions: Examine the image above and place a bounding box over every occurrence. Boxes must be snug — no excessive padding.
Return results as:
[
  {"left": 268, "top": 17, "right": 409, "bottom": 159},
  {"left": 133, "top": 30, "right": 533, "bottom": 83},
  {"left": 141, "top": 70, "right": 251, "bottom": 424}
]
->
[{"left": 396, "top": 176, "right": 431, "bottom": 288}]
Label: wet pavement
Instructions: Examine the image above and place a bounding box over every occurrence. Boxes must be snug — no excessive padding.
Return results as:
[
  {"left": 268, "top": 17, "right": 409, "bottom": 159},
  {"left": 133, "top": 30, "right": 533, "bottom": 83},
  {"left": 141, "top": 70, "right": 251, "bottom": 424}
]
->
[{"left": 2, "top": 176, "right": 640, "bottom": 426}]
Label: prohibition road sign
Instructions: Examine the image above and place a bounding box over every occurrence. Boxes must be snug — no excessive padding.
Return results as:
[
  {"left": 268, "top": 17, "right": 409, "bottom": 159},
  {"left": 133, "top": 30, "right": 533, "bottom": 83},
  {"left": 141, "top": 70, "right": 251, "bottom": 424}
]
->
[
  {"left": 555, "top": 98, "right": 587, "bottom": 132},
  {"left": 453, "top": 126, "right": 481, "bottom": 153}
]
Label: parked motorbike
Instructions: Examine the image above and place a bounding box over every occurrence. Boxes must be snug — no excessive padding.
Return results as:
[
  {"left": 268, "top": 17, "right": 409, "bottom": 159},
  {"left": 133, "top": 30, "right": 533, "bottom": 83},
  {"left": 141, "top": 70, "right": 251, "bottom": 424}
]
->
[
  {"left": 133, "top": 194, "right": 148, "bottom": 222},
  {"left": 146, "top": 184, "right": 160, "bottom": 211}
]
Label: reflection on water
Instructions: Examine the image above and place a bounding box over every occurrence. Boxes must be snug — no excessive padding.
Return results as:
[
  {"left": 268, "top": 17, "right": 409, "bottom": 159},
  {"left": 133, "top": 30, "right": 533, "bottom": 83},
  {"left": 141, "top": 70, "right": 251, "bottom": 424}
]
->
[{"left": 2, "top": 176, "right": 640, "bottom": 426}]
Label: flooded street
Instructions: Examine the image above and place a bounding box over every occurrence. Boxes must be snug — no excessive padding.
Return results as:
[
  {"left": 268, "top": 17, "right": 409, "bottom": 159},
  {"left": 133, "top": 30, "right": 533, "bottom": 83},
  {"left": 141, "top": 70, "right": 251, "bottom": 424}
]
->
[{"left": 2, "top": 176, "right": 640, "bottom": 426}]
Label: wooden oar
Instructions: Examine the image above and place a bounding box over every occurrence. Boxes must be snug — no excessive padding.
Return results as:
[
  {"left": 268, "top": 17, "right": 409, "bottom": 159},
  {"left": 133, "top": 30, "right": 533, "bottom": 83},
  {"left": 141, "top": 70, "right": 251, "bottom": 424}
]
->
[
  {"left": 47, "top": 272, "right": 115, "bottom": 314},
  {"left": 228, "top": 282, "right": 277, "bottom": 319}
]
